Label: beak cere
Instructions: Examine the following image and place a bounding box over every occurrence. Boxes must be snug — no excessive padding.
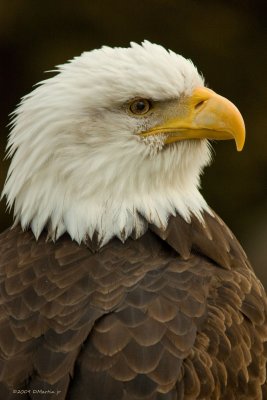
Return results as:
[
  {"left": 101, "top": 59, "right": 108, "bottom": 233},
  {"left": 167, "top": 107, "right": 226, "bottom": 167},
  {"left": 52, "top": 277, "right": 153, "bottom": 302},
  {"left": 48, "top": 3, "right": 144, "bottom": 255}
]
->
[{"left": 139, "top": 87, "right": 246, "bottom": 151}]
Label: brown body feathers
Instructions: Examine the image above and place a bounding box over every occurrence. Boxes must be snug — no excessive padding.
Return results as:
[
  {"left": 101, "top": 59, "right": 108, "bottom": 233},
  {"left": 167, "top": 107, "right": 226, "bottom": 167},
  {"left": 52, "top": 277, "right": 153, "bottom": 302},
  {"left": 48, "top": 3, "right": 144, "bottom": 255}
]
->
[{"left": 0, "top": 211, "right": 266, "bottom": 399}]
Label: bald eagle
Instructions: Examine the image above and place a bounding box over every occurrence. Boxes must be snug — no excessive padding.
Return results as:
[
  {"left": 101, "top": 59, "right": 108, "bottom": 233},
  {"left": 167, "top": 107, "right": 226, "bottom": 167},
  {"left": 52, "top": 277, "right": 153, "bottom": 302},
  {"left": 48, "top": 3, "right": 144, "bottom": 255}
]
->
[{"left": 0, "top": 41, "right": 266, "bottom": 400}]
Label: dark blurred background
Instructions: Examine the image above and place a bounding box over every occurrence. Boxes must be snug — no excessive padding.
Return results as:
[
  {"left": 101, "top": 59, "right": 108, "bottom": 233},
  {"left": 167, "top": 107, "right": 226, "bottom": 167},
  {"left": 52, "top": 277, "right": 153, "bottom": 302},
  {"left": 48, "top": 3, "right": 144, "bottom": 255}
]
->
[{"left": 0, "top": 0, "right": 266, "bottom": 284}]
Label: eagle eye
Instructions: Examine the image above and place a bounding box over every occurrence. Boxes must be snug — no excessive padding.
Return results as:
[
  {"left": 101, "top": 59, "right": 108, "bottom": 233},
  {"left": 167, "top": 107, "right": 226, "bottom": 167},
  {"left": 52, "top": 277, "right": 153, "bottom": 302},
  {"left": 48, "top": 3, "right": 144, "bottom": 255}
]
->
[{"left": 129, "top": 98, "right": 151, "bottom": 115}]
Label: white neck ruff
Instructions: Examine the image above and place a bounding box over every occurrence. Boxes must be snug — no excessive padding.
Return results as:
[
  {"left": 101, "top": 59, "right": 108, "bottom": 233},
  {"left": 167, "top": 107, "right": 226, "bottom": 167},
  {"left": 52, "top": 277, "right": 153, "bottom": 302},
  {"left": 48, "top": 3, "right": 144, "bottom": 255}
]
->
[{"left": 4, "top": 139, "right": 211, "bottom": 246}]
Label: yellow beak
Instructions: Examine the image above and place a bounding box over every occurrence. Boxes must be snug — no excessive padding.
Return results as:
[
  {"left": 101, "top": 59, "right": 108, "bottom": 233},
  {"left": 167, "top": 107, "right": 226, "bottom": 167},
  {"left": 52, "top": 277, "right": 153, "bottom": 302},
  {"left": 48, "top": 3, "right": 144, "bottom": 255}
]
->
[{"left": 139, "top": 87, "right": 245, "bottom": 151}]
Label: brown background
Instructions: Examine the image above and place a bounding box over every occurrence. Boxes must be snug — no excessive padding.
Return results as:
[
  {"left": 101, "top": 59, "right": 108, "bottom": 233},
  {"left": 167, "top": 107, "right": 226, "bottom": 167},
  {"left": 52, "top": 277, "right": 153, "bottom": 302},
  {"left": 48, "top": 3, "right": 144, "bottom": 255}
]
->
[{"left": 0, "top": 1, "right": 266, "bottom": 285}]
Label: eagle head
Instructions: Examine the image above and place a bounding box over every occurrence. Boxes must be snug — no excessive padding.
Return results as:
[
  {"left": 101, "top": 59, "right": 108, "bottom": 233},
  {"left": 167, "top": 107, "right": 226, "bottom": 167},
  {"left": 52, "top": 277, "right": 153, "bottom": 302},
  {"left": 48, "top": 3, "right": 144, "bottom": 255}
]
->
[{"left": 2, "top": 41, "right": 245, "bottom": 246}]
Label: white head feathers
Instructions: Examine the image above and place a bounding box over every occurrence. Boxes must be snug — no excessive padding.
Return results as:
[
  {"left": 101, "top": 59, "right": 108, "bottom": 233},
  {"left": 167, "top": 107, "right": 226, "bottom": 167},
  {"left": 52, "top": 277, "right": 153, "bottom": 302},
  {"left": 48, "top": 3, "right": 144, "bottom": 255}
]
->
[{"left": 2, "top": 41, "right": 211, "bottom": 246}]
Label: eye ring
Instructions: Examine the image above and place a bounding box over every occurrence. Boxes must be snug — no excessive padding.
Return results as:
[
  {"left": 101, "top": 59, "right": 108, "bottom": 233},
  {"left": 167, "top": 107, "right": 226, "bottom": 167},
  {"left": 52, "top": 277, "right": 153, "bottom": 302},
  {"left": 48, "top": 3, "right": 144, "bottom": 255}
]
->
[{"left": 129, "top": 98, "right": 151, "bottom": 115}]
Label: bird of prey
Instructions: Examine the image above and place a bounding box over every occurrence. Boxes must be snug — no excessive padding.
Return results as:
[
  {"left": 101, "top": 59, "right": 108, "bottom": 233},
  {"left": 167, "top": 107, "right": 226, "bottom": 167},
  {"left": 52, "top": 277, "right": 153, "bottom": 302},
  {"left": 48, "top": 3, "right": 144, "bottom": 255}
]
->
[{"left": 0, "top": 41, "right": 266, "bottom": 400}]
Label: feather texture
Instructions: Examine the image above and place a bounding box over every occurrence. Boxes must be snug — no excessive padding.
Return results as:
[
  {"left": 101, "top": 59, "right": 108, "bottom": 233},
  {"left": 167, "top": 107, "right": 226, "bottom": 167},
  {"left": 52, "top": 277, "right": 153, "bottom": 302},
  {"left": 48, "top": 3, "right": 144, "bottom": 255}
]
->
[{"left": 0, "top": 211, "right": 266, "bottom": 399}]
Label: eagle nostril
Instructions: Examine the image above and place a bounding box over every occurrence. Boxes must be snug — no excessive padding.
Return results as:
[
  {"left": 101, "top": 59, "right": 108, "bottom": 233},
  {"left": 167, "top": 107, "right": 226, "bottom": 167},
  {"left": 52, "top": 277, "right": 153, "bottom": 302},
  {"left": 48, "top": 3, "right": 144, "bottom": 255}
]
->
[{"left": 195, "top": 100, "right": 206, "bottom": 110}]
